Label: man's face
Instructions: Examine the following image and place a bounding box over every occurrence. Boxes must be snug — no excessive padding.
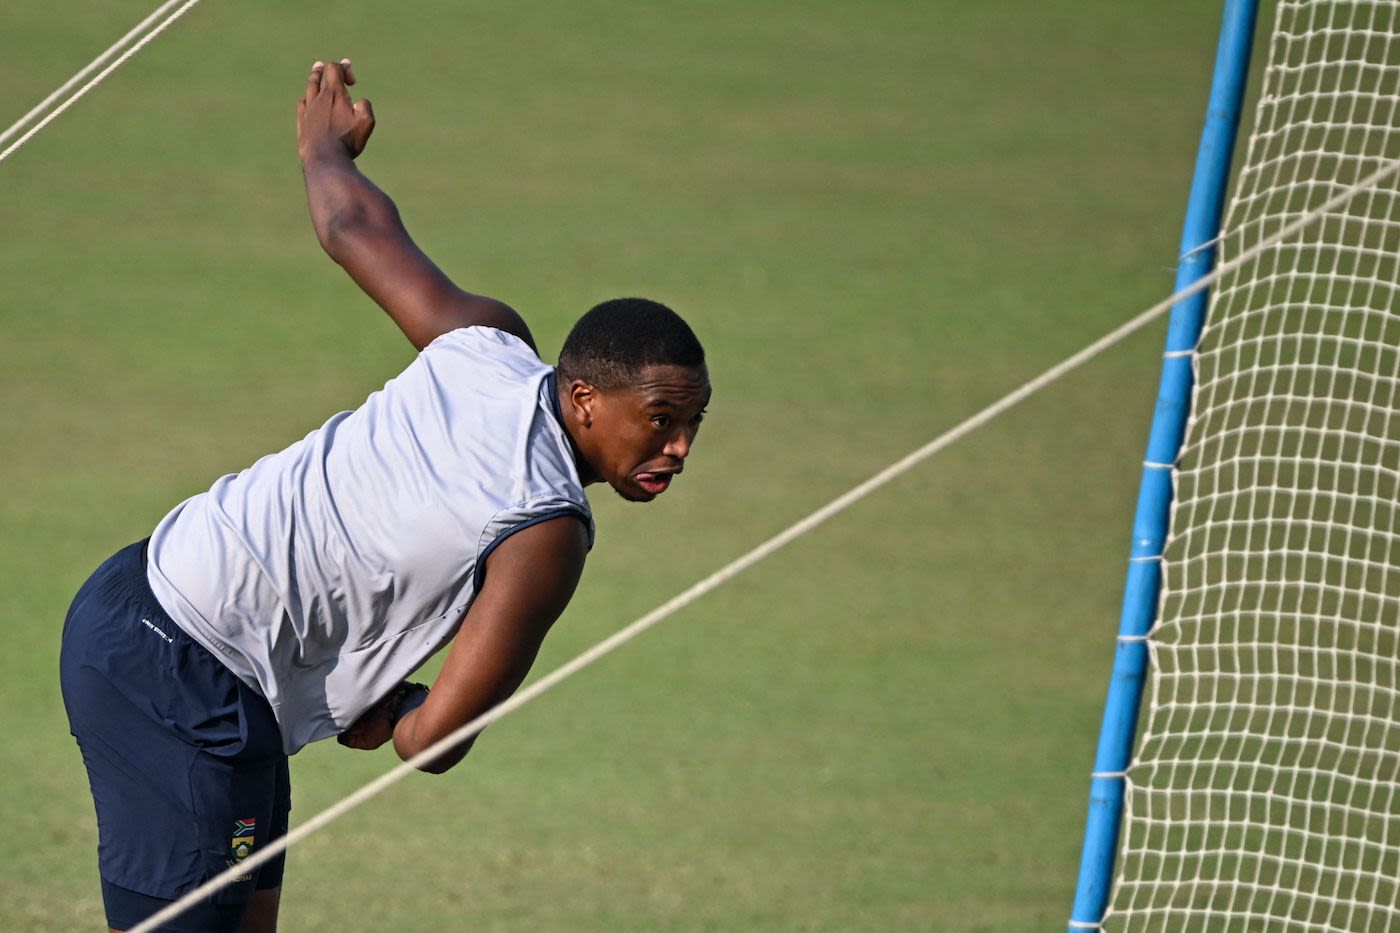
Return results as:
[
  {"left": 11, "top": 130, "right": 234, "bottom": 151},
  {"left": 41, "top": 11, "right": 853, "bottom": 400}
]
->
[{"left": 575, "top": 363, "right": 711, "bottom": 502}]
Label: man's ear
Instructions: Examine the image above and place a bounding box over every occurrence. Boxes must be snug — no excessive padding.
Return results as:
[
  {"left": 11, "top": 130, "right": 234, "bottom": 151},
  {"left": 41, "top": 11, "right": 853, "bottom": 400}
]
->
[{"left": 568, "top": 380, "right": 596, "bottom": 428}]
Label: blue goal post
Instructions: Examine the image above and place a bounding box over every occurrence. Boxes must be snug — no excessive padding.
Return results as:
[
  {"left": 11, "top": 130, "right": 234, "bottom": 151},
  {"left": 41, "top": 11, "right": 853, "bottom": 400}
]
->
[{"left": 1067, "top": 0, "right": 1261, "bottom": 927}]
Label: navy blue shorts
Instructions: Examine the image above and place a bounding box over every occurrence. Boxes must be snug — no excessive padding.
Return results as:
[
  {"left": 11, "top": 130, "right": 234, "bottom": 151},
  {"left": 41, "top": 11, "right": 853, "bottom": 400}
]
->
[{"left": 60, "top": 540, "right": 291, "bottom": 932}]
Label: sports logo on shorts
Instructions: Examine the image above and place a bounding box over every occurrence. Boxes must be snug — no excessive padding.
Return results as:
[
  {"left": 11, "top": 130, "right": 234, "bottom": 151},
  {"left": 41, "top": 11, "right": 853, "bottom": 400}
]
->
[{"left": 228, "top": 817, "right": 256, "bottom": 879}]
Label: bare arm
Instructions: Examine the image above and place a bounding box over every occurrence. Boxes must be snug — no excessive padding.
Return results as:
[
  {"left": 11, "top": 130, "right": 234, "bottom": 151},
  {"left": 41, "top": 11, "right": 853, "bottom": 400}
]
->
[
  {"left": 390, "top": 515, "right": 590, "bottom": 773},
  {"left": 296, "top": 59, "right": 534, "bottom": 351}
]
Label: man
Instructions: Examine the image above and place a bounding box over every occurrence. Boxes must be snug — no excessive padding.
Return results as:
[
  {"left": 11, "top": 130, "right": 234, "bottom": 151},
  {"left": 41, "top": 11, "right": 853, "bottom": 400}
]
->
[{"left": 59, "top": 59, "right": 710, "bottom": 933}]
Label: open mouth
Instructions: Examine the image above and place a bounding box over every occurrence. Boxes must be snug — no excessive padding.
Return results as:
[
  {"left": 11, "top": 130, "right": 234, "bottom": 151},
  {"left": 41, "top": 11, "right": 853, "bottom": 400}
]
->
[{"left": 634, "top": 472, "right": 675, "bottom": 495}]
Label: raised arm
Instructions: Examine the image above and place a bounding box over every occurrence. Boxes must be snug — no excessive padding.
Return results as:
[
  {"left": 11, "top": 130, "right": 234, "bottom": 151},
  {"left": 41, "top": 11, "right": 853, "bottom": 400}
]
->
[
  {"left": 390, "top": 515, "right": 590, "bottom": 772},
  {"left": 295, "top": 59, "right": 534, "bottom": 352}
]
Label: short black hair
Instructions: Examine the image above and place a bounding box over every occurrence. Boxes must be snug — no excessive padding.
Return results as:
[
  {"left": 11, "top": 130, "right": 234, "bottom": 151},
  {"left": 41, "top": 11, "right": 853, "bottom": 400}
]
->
[{"left": 557, "top": 298, "right": 705, "bottom": 389}]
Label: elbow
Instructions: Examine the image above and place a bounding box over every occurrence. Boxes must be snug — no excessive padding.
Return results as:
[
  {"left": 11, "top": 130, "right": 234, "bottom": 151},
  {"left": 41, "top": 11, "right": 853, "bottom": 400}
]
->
[
  {"left": 397, "top": 733, "right": 476, "bottom": 774},
  {"left": 317, "top": 198, "right": 401, "bottom": 260},
  {"left": 417, "top": 756, "right": 458, "bottom": 776},
  {"left": 317, "top": 202, "right": 370, "bottom": 257}
]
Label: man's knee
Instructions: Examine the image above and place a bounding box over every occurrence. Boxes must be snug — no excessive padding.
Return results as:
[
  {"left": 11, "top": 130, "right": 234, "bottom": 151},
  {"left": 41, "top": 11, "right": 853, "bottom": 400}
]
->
[{"left": 239, "top": 886, "right": 281, "bottom": 933}]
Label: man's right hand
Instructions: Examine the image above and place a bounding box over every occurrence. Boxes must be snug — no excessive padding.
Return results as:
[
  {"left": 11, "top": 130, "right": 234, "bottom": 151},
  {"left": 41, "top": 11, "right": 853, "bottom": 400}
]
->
[
  {"left": 295, "top": 57, "right": 535, "bottom": 352},
  {"left": 297, "top": 58, "right": 375, "bottom": 163}
]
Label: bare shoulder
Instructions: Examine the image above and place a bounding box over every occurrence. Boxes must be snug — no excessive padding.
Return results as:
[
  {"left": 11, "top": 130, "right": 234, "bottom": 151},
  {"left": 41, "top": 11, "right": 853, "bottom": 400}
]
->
[
  {"left": 436, "top": 289, "right": 536, "bottom": 353},
  {"left": 485, "top": 516, "right": 589, "bottom": 591}
]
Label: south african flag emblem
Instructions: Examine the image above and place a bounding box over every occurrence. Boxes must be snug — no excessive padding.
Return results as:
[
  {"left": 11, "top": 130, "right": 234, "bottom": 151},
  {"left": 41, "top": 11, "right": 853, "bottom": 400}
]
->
[{"left": 230, "top": 817, "right": 256, "bottom": 862}]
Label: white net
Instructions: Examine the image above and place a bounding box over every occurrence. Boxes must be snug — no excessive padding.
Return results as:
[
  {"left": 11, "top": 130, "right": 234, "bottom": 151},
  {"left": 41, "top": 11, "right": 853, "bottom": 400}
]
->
[{"left": 1104, "top": 1, "right": 1400, "bottom": 930}]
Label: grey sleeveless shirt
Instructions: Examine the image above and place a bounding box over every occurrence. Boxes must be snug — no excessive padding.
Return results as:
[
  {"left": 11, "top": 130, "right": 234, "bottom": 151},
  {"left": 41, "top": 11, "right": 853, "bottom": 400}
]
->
[{"left": 146, "top": 327, "right": 594, "bottom": 753}]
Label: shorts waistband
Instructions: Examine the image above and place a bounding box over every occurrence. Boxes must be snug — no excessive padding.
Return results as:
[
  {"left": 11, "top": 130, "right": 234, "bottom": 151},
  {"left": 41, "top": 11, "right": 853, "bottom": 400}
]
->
[{"left": 111, "top": 538, "right": 178, "bottom": 629}]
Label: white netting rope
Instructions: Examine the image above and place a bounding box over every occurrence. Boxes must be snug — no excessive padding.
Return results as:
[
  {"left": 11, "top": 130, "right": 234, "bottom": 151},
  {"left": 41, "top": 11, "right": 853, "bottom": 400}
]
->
[
  {"left": 1105, "top": 0, "right": 1400, "bottom": 929},
  {"left": 0, "top": 0, "right": 206, "bottom": 165},
  {"left": 130, "top": 150, "right": 1400, "bottom": 932}
]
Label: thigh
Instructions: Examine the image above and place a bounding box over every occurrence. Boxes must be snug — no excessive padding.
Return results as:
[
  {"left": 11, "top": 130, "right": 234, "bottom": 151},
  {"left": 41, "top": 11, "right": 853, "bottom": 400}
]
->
[
  {"left": 61, "top": 541, "right": 291, "bottom": 931},
  {"left": 75, "top": 719, "right": 286, "bottom": 932},
  {"left": 67, "top": 669, "right": 286, "bottom": 930}
]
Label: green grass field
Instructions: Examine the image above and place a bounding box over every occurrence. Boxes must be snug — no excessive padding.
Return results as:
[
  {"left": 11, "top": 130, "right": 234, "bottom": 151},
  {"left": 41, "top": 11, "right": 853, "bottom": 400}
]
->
[{"left": 3, "top": 1, "right": 1227, "bottom": 928}]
